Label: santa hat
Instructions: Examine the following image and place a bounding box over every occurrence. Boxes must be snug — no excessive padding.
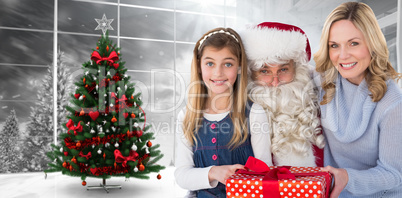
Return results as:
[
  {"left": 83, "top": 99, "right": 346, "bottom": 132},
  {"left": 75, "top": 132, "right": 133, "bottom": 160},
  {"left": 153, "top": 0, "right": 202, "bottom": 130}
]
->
[{"left": 241, "top": 22, "right": 311, "bottom": 70}]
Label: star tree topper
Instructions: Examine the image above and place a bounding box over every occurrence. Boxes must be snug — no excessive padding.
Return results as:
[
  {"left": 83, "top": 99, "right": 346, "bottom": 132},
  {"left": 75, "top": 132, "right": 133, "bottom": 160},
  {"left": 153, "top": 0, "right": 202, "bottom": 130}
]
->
[{"left": 95, "top": 14, "right": 114, "bottom": 35}]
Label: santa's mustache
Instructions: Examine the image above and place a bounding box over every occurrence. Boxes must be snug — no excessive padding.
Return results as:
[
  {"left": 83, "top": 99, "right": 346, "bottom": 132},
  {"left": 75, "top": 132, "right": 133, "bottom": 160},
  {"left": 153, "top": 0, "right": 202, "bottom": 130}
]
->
[{"left": 247, "top": 65, "right": 318, "bottom": 112}]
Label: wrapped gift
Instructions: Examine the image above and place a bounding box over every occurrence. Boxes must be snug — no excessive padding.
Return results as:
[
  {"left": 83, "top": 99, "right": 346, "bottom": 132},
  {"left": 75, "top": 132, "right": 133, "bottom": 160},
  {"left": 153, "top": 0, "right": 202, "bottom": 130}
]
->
[{"left": 226, "top": 156, "right": 332, "bottom": 198}]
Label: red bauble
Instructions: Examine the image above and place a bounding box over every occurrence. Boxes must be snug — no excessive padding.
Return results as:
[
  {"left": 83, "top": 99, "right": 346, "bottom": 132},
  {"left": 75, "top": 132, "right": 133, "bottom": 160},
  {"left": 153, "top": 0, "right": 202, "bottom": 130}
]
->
[
  {"left": 82, "top": 181, "right": 87, "bottom": 186},
  {"left": 138, "top": 164, "right": 145, "bottom": 171},
  {"left": 83, "top": 77, "right": 86, "bottom": 84},
  {"left": 64, "top": 151, "right": 68, "bottom": 156},
  {"left": 157, "top": 174, "right": 162, "bottom": 180},
  {"left": 136, "top": 130, "right": 143, "bottom": 138},
  {"left": 69, "top": 165, "right": 73, "bottom": 171},
  {"left": 147, "top": 141, "right": 152, "bottom": 147},
  {"left": 111, "top": 116, "right": 117, "bottom": 123},
  {"left": 62, "top": 161, "right": 67, "bottom": 168},
  {"left": 131, "top": 113, "right": 136, "bottom": 118},
  {"left": 106, "top": 45, "right": 109, "bottom": 51},
  {"left": 96, "top": 46, "right": 99, "bottom": 50},
  {"left": 71, "top": 157, "right": 77, "bottom": 164},
  {"left": 76, "top": 142, "right": 81, "bottom": 148}
]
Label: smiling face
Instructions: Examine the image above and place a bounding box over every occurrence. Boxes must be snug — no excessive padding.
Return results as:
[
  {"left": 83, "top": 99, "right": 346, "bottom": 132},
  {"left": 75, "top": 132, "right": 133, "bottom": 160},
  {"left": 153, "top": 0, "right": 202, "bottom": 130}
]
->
[
  {"left": 328, "top": 20, "right": 371, "bottom": 85},
  {"left": 200, "top": 46, "right": 239, "bottom": 97}
]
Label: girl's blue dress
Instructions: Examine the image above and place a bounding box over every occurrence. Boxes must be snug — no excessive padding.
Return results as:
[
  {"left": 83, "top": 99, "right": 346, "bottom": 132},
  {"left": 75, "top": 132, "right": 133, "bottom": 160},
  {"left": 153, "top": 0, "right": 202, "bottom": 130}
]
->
[{"left": 192, "top": 101, "right": 255, "bottom": 197}]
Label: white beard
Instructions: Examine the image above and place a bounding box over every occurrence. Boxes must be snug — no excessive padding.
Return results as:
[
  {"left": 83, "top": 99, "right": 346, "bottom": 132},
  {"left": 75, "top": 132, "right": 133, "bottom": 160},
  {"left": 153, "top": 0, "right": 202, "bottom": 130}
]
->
[{"left": 249, "top": 65, "right": 324, "bottom": 166}]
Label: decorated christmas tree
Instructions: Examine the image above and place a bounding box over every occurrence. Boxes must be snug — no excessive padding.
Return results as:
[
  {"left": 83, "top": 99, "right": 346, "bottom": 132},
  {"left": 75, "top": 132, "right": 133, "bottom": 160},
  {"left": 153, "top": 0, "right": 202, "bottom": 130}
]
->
[{"left": 45, "top": 32, "right": 164, "bottom": 191}]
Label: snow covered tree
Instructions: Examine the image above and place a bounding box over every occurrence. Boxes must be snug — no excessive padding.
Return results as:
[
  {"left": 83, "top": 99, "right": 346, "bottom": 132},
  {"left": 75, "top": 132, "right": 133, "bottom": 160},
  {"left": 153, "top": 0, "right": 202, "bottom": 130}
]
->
[
  {"left": 0, "top": 109, "right": 22, "bottom": 173},
  {"left": 22, "top": 49, "right": 73, "bottom": 172},
  {"left": 56, "top": 49, "right": 74, "bottom": 135}
]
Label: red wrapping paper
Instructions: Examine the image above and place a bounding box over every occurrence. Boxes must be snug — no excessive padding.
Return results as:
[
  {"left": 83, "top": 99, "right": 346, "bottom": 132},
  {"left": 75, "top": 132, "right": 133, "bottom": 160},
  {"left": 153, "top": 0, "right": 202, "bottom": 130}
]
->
[{"left": 226, "top": 157, "right": 332, "bottom": 198}]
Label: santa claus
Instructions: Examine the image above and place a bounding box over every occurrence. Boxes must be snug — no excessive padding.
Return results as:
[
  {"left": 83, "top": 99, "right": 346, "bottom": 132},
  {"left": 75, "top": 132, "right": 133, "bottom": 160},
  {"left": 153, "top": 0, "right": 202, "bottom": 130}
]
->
[{"left": 241, "top": 22, "right": 325, "bottom": 167}]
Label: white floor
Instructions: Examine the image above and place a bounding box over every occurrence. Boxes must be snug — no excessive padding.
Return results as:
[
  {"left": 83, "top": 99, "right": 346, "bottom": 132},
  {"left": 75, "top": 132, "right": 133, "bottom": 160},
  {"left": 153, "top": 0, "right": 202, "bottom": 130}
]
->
[{"left": 0, "top": 166, "right": 188, "bottom": 198}]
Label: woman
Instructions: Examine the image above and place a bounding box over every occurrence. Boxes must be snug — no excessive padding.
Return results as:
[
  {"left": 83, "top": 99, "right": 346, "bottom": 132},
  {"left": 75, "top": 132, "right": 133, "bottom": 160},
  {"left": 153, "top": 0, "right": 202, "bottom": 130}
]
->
[{"left": 314, "top": 2, "right": 402, "bottom": 198}]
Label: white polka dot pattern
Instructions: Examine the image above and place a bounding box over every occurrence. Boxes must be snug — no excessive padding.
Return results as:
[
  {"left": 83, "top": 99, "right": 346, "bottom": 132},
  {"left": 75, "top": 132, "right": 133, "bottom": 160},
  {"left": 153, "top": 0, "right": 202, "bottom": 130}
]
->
[{"left": 225, "top": 166, "right": 331, "bottom": 198}]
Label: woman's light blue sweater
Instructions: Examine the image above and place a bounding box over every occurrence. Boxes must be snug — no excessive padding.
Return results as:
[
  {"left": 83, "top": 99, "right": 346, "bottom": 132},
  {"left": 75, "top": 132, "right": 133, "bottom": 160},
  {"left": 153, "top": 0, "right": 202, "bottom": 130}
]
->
[{"left": 316, "top": 75, "right": 402, "bottom": 197}]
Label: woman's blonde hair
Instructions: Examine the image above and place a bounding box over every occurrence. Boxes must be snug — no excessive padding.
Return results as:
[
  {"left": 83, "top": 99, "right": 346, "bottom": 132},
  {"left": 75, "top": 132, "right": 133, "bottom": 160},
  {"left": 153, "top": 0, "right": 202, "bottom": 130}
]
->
[
  {"left": 182, "top": 27, "right": 249, "bottom": 149},
  {"left": 314, "top": 2, "right": 401, "bottom": 105}
]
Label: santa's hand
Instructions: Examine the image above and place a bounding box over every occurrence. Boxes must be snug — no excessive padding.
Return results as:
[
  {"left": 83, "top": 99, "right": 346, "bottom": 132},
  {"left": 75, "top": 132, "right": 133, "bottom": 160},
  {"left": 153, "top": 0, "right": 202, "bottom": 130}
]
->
[
  {"left": 321, "top": 166, "right": 348, "bottom": 198},
  {"left": 208, "top": 164, "right": 244, "bottom": 184}
]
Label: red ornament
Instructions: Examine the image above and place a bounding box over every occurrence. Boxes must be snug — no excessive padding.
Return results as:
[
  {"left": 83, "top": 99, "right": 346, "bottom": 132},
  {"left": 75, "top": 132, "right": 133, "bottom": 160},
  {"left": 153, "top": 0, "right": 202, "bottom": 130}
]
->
[
  {"left": 157, "top": 174, "right": 162, "bottom": 180},
  {"left": 82, "top": 181, "right": 87, "bottom": 186},
  {"left": 62, "top": 161, "right": 67, "bottom": 168},
  {"left": 89, "top": 111, "right": 99, "bottom": 121},
  {"left": 111, "top": 116, "right": 117, "bottom": 123},
  {"left": 103, "top": 153, "right": 106, "bottom": 160},
  {"left": 76, "top": 142, "right": 81, "bottom": 148},
  {"left": 82, "top": 95, "right": 86, "bottom": 99},
  {"left": 138, "top": 164, "right": 145, "bottom": 171},
  {"left": 64, "top": 151, "right": 68, "bottom": 156},
  {"left": 106, "top": 45, "right": 109, "bottom": 52},
  {"left": 83, "top": 77, "right": 86, "bottom": 84},
  {"left": 69, "top": 165, "right": 73, "bottom": 171},
  {"left": 131, "top": 113, "right": 136, "bottom": 118},
  {"left": 131, "top": 95, "right": 134, "bottom": 99},
  {"left": 112, "top": 63, "right": 119, "bottom": 70},
  {"left": 147, "top": 141, "right": 152, "bottom": 147},
  {"left": 85, "top": 84, "right": 89, "bottom": 88},
  {"left": 136, "top": 130, "right": 143, "bottom": 138},
  {"left": 96, "top": 46, "right": 99, "bottom": 50}
]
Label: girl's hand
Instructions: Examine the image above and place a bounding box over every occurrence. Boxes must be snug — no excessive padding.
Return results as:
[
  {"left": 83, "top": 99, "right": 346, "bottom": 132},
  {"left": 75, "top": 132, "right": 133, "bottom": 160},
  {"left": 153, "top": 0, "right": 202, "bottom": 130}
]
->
[
  {"left": 208, "top": 164, "right": 244, "bottom": 184},
  {"left": 321, "top": 166, "right": 348, "bottom": 198}
]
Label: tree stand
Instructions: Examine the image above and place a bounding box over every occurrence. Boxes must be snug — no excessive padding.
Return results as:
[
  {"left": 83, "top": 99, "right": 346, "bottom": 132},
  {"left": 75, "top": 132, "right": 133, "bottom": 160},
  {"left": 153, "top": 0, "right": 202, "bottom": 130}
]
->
[{"left": 87, "top": 178, "right": 121, "bottom": 193}]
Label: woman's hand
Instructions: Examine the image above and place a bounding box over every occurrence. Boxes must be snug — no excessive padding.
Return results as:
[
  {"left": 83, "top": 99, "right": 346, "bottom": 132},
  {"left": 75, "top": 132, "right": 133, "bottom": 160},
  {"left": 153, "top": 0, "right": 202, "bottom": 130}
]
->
[
  {"left": 321, "top": 166, "right": 348, "bottom": 198},
  {"left": 208, "top": 164, "right": 244, "bottom": 184}
]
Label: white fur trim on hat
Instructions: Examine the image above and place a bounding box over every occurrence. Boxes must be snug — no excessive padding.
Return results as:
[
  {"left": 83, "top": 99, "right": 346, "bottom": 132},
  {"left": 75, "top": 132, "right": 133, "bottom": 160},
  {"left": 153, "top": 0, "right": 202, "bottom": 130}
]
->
[{"left": 241, "top": 25, "right": 308, "bottom": 71}]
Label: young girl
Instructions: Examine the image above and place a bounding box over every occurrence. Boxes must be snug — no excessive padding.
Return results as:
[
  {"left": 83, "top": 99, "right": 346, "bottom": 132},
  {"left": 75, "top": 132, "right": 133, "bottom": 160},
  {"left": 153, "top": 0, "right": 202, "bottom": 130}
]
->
[{"left": 175, "top": 27, "right": 271, "bottom": 197}]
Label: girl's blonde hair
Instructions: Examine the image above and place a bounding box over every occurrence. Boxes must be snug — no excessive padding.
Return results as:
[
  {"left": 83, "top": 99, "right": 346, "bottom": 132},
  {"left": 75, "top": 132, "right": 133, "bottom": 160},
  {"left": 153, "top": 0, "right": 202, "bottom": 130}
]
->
[
  {"left": 314, "top": 2, "right": 401, "bottom": 105},
  {"left": 182, "top": 27, "right": 249, "bottom": 149}
]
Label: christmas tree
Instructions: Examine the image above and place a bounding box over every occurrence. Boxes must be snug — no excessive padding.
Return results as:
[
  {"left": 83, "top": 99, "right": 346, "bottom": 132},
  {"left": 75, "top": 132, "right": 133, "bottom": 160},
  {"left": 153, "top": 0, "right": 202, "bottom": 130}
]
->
[
  {"left": 45, "top": 32, "right": 164, "bottom": 190},
  {"left": 0, "top": 109, "right": 22, "bottom": 173}
]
